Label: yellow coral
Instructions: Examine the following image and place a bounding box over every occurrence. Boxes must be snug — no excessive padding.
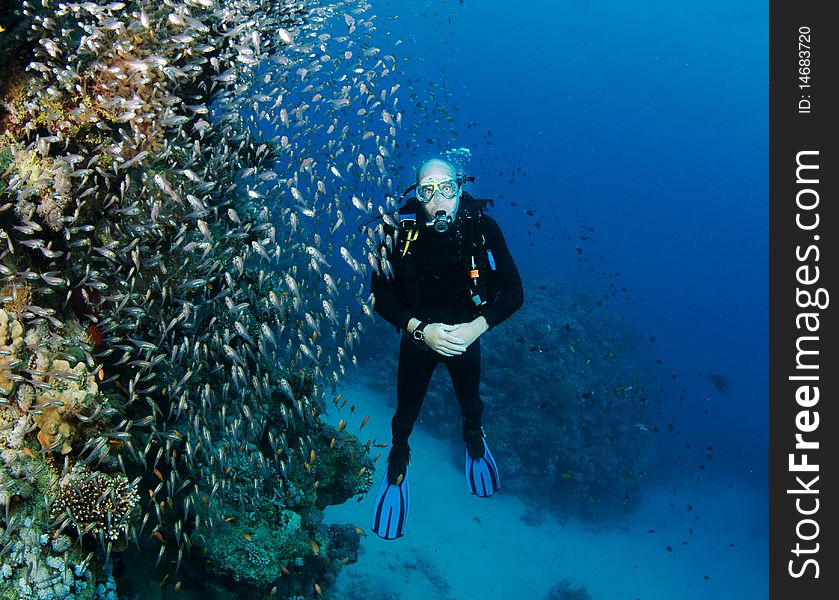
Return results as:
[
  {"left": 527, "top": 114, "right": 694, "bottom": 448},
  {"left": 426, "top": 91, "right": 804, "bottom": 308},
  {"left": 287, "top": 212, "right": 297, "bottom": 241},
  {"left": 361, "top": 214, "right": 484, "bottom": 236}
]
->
[
  {"left": 31, "top": 360, "right": 99, "bottom": 454},
  {"left": 0, "top": 308, "right": 25, "bottom": 396},
  {"left": 0, "top": 281, "right": 31, "bottom": 314},
  {"left": 33, "top": 407, "right": 74, "bottom": 454}
]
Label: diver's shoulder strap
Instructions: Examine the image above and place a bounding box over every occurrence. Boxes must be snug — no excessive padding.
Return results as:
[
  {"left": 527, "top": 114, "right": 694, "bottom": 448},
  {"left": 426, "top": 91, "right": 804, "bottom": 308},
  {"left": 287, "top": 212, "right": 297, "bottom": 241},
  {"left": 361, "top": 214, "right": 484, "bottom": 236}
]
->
[{"left": 467, "top": 202, "right": 491, "bottom": 309}]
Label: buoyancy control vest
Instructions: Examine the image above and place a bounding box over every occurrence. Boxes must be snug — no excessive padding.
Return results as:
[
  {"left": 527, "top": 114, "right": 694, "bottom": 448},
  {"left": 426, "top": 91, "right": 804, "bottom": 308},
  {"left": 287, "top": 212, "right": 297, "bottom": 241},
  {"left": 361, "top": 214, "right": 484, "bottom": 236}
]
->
[{"left": 389, "top": 192, "right": 495, "bottom": 317}]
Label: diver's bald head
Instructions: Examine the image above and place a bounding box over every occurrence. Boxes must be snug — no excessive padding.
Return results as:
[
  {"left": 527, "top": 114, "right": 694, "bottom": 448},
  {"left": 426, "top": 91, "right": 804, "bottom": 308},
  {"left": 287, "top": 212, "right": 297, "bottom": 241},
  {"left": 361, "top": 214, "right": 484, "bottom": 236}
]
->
[{"left": 416, "top": 158, "right": 457, "bottom": 184}]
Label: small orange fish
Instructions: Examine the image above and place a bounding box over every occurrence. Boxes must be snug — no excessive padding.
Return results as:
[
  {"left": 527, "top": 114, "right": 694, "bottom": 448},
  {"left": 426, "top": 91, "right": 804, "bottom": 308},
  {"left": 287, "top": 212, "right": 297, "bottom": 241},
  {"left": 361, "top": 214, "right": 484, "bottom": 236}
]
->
[
  {"left": 372, "top": 453, "right": 381, "bottom": 462},
  {"left": 154, "top": 468, "right": 164, "bottom": 481},
  {"left": 305, "top": 462, "right": 312, "bottom": 473},
  {"left": 108, "top": 439, "right": 123, "bottom": 446},
  {"left": 281, "top": 566, "right": 292, "bottom": 575},
  {"left": 225, "top": 466, "right": 233, "bottom": 475},
  {"left": 329, "top": 437, "right": 337, "bottom": 448},
  {"left": 354, "top": 527, "right": 367, "bottom": 537},
  {"left": 174, "top": 581, "right": 182, "bottom": 591},
  {"left": 358, "top": 467, "right": 366, "bottom": 476},
  {"left": 153, "top": 531, "right": 165, "bottom": 543},
  {"left": 339, "top": 398, "right": 348, "bottom": 409},
  {"left": 314, "top": 583, "right": 323, "bottom": 596},
  {"left": 241, "top": 533, "right": 252, "bottom": 541},
  {"left": 360, "top": 415, "right": 369, "bottom": 429},
  {"left": 37, "top": 432, "right": 50, "bottom": 447},
  {"left": 373, "top": 443, "right": 389, "bottom": 448},
  {"left": 333, "top": 394, "right": 343, "bottom": 406},
  {"left": 337, "top": 419, "right": 346, "bottom": 432},
  {"left": 396, "top": 473, "right": 404, "bottom": 485},
  {"left": 97, "top": 369, "right": 105, "bottom": 381},
  {"left": 340, "top": 557, "right": 349, "bottom": 564},
  {"left": 311, "top": 331, "right": 319, "bottom": 343},
  {"left": 23, "top": 447, "right": 36, "bottom": 459},
  {"left": 310, "top": 449, "right": 316, "bottom": 463},
  {"left": 149, "top": 489, "right": 155, "bottom": 498},
  {"left": 310, "top": 540, "right": 320, "bottom": 555},
  {"left": 224, "top": 516, "right": 236, "bottom": 522}
]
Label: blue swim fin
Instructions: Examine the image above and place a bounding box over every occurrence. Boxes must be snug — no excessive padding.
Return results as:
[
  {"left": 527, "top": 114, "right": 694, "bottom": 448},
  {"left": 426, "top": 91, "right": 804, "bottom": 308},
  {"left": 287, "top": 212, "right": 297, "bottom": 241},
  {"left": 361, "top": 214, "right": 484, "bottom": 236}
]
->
[
  {"left": 465, "top": 438, "right": 500, "bottom": 497},
  {"left": 371, "top": 469, "right": 409, "bottom": 539}
]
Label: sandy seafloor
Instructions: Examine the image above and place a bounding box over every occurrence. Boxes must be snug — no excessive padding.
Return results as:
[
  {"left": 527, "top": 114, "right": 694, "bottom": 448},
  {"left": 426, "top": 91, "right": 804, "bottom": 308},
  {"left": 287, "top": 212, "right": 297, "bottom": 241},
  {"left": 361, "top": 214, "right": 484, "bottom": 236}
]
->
[{"left": 323, "top": 377, "right": 768, "bottom": 600}]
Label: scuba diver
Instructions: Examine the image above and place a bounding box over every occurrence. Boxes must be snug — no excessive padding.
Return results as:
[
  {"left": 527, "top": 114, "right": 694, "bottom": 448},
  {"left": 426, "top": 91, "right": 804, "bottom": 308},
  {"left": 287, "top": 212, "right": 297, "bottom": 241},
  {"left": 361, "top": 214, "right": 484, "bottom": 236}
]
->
[{"left": 369, "top": 157, "right": 523, "bottom": 539}]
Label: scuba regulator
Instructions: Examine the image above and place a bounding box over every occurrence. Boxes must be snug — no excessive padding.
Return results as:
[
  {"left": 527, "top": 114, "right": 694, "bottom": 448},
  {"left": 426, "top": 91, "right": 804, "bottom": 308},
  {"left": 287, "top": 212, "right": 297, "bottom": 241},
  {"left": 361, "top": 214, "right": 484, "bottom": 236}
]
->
[{"left": 427, "top": 210, "right": 453, "bottom": 233}]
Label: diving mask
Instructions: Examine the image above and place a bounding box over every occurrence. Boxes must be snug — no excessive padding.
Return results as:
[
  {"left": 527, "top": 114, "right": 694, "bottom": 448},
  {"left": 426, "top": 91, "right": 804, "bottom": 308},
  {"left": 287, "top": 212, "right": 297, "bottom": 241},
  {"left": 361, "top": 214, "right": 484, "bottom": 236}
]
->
[{"left": 416, "top": 177, "right": 459, "bottom": 203}]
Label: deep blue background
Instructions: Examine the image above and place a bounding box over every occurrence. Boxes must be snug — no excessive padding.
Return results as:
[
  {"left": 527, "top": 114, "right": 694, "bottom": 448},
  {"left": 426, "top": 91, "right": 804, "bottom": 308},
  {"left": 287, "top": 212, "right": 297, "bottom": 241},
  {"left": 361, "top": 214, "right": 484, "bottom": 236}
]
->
[{"left": 373, "top": 0, "right": 768, "bottom": 487}]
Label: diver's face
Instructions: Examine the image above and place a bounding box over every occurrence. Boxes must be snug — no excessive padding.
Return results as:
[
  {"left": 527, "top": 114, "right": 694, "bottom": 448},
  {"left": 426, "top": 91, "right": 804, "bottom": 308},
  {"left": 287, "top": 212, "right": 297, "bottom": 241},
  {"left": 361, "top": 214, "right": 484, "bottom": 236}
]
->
[
  {"left": 417, "top": 163, "right": 460, "bottom": 221},
  {"left": 421, "top": 188, "right": 460, "bottom": 222}
]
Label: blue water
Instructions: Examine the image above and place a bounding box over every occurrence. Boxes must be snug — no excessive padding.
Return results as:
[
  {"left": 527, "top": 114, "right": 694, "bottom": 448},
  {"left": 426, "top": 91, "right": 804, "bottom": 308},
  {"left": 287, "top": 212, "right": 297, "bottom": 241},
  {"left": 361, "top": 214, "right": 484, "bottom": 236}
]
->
[
  {"left": 379, "top": 0, "right": 768, "bottom": 474},
  {"left": 330, "top": 1, "right": 768, "bottom": 598}
]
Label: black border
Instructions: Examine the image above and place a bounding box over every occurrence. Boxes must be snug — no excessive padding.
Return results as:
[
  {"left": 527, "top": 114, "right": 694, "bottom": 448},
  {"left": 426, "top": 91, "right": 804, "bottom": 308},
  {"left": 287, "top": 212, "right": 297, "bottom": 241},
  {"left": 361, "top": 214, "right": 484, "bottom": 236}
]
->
[{"left": 770, "top": 2, "right": 837, "bottom": 598}]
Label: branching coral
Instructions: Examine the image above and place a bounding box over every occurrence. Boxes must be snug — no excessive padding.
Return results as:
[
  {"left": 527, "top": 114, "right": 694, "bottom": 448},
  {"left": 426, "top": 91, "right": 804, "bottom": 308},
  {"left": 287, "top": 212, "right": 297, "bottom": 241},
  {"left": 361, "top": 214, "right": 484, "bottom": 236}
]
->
[{"left": 49, "top": 464, "right": 139, "bottom": 542}]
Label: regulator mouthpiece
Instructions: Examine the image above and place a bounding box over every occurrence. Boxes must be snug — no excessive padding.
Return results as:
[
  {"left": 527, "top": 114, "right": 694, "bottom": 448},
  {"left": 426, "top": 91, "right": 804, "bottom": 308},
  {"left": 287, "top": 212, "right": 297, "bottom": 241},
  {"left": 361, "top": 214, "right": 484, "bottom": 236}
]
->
[{"left": 427, "top": 210, "right": 452, "bottom": 233}]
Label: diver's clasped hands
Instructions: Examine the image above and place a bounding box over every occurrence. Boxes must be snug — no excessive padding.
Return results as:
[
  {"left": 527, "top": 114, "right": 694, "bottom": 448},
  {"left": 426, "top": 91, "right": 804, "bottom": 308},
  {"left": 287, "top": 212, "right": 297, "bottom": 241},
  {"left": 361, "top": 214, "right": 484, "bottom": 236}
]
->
[
  {"left": 449, "top": 317, "right": 489, "bottom": 348},
  {"left": 422, "top": 323, "right": 466, "bottom": 356},
  {"left": 423, "top": 317, "right": 489, "bottom": 356}
]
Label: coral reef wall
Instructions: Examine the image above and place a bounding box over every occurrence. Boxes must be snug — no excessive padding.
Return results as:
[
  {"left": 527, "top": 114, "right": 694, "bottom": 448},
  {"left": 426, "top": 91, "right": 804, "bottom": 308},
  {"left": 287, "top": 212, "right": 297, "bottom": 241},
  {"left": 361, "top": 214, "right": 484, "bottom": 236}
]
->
[{"left": 0, "top": 0, "right": 401, "bottom": 597}]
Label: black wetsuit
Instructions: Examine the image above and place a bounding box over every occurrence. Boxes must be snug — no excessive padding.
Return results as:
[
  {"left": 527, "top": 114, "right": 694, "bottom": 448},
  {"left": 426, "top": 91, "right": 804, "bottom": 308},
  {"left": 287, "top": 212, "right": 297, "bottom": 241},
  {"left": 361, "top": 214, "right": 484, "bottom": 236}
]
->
[{"left": 370, "top": 200, "right": 523, "bottom": 449}]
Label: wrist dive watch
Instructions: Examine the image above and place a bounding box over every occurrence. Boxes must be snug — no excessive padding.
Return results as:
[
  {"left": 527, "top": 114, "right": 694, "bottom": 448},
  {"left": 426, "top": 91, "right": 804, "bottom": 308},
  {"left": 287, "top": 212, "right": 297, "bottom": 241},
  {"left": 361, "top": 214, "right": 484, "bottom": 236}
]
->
[{"left": 412, "top": 321, "right": 428, "bottom": 342}]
